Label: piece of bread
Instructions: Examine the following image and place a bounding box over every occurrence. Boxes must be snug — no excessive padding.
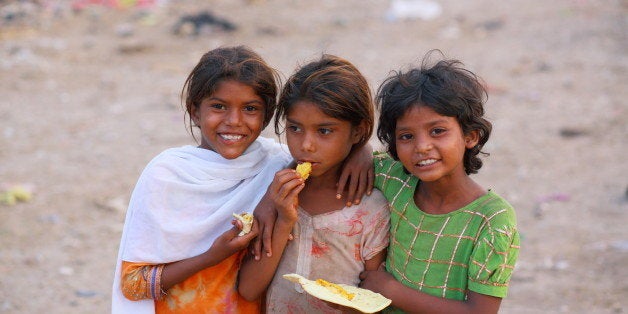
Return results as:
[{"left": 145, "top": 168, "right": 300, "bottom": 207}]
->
[
  {"left": 232, "top": 212, "right": 254, "bottom": 236},
  {"left": 315, "top": 278, "right": 355, "bottom": 300},
  {"left": 296, "top": 162, "right": 312, "bottom": 180},
  {"left": 283, "top": 273, "right": 391, "bottom": 313}
]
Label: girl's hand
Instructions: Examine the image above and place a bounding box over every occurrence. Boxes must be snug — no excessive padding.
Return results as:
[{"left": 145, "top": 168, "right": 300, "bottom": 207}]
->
[
  {"left": 251, "top": 169, "right": 302, "bottom": 259},
  {"left": 252, "top": 192, "right": 276, "bottom": 259},
  {"left": 337, "top": 143, "right": 374, "bottom": 206},
  {"left": 358, "top": 262, "right": 395, "bottom": 295},
  {"left": 267, "top": 169, "right": 304, "bottom": 223},
  {"left": 207, "top": 218, "right": 259, "bottom": 263}
]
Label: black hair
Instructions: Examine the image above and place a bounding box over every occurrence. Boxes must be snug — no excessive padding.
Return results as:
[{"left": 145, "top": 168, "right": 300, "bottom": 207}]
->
[
  {"left": 182, "top": 46, "right": 280, "bottom": 141},
  {"left": 275, "top": 54, "right": 374, "bottom": 150},
  {"left": 376, "top": 51, "right": 492, "bottom": 174}
]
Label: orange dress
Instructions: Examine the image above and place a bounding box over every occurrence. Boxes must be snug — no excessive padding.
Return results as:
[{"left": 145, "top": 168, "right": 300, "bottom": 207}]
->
[{"left": 121, "top": 252, "right": 260, "bottom": 313}]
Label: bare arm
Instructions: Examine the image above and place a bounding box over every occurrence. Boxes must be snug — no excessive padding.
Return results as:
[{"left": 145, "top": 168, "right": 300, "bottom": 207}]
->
[
  {"left": 161, "top": 219, "right": 258, "bottom": 290},
  {"left": 238, "top": 169, "right": 304, "bottom": 301},
  {"left": 359, "top": 268, "right": 501, "bottom": 314},
  {"left": 251, "top": 192, "right": 276, "bottom": 260},
  {"left": 238, "top": 219, "right": 295, "bottom": 301},
  {"left": 363, "top": 249, "right": 386, "bottom": 271},
  {"left": 337, "top": 143, "right": 374, "bottom": 206}
]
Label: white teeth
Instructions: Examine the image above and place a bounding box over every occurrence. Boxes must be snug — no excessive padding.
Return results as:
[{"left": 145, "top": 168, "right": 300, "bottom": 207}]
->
[
  {"left": 220, "top": 134, "right": 244, "bottom": 140},
  {"left": 418, "top": 159, "right": 437, "bottom": 166}
]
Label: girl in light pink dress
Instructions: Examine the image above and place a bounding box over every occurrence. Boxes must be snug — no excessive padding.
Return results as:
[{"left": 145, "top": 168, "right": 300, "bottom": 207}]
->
[{"left": 238, "top": 55, "right": 390, "bottom": 313}]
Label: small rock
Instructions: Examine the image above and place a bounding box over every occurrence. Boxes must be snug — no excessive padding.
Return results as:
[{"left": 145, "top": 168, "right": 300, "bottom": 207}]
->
[
  {"left": 172, "top": 11, "right": 237, "bottom": 36},
  {"left": 59, "top": 266, "right": 74, "bottom": 276},
  {"left": 75, "top": 290, "right": 97, "bottom": 298},
  {"left": 559, "top": 127, "right": 589, "bottom": 138},
  {"left": 94, "top": 196, "right": 127, "bottom": 213},
  {"left": 115, "top": 23, "right": 134, "bottom": 37},
  {"left": 478, "top": 19, "right": 504, "bottom": 32}
]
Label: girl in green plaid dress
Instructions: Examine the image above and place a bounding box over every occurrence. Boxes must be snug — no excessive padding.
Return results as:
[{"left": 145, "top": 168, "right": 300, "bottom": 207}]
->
[{"left": 359, "top": 52, "right": 520, "bottom": 313}]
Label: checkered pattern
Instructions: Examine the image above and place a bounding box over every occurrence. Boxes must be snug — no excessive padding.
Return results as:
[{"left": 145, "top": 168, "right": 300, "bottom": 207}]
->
[{"left": 373, "top": 154, "right": 520, "bottom": 312}]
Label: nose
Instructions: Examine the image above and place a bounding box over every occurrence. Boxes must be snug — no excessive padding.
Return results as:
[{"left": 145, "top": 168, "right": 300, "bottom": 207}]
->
[
  {"left": 414, "top": 135, "right": 433, "bottom": 154},
  {"left": 225, "top": 108, "right": 243, "bottom": 126},
  {"left": 301, "top": 132, "right": 316, "bottom": 152}
]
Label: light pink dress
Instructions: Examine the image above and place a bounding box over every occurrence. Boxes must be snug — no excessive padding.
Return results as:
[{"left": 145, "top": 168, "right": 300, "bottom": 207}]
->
[{"left": 266, "top": 190, "right": 390, "bottom": 313}]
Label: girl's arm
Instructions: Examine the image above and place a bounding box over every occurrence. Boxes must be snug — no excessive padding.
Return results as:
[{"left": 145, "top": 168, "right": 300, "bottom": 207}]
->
[
  {"left": 238, "top": 169, "right": 304, "bottom": 301},
  {"left": 336, "top": 143, "right": 375, "bottom": 206},
  {"left": 160, "top": 219, "right": 259, "bottom": 290},
  {"left": 121, "top": 219, "right": 258, "bottom": 300},
  {"left": 359, "top": 268, "right": 501, "bottom": 314},
  {"left": 363, "top": 249, "right": 386, "bottom": 271}
]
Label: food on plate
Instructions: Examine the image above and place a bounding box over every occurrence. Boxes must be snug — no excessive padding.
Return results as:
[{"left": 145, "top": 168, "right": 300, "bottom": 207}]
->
[
  {"left": 315, "top": 278, "right": 355, "bottom": 300},
  {"left": 295, "top": 162, "right": 312, "bottom": 180},
  {"left": 232, "top": 212, "right": 254, "bottom": 236},
  {"left": 283, "top": 273, "right": 391, "bottom": 313}
]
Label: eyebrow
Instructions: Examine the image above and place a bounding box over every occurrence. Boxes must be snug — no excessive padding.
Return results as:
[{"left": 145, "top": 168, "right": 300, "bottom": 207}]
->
[
  {"left": 207, "top": 96, "right": 264, "bottom": 106},
  {"left": 286, "top": 117, "right": 340, "bottom": 127},
  {"left": 397, "top": 118, "right": 452, "bottom": 128}
]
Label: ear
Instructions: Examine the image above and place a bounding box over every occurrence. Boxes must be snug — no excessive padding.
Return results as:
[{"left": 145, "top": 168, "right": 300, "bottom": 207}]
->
[
  {"left": 351, "top": 121, "right": 368, "bottom": 144},
  {"left": 464, "top": 129, "right": 480, "bottom": 149},
  {"left": 190, "top": 104, "right": 200, "bottom": 127}
]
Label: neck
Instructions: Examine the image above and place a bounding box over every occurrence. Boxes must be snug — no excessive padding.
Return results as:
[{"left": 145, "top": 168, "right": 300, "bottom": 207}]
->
[
  {"left": 298, "top": 163, "right": 347, "bottom": 215},
  {"left": 415, "top": 175, "right": 485, "bottom": 214},
  {"left": 305, "top": 163, "right": 342, "bottom": 190}
]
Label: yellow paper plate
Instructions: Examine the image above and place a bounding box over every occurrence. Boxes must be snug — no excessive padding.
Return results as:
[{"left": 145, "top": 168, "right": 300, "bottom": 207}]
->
[{"left": 283, "top": 273, "right": 391, "bottom": 313}]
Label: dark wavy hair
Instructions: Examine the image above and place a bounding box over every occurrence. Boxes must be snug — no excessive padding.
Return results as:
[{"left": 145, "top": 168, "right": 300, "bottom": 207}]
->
[
  {"left": 182, "top": 46, "right": 280, "bottom": 141},
  {"left": 376, "top": 51, "right": 492, "bottom": 174},
  {"left": 275, "top": 54, "right": 374, "bottom": 150}
]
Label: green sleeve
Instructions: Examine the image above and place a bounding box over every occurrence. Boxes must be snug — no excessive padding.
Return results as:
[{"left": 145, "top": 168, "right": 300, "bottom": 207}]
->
[{"left": 467, "top": 223, "right": 520, "bottom": 298}]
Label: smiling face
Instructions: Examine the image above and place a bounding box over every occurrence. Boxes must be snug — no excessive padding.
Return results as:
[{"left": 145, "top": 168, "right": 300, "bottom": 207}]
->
[
  {"left": 285, "top": 101, "right": 363, "bottom": 179},
  {"left": 395, "top": 105, "right": 479, "bottom": 184},
  {"left": 191, "top": 80, "right": 265, "bottom": 159}
]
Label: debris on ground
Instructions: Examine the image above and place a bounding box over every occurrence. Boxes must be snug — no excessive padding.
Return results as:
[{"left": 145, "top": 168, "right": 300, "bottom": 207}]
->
[
  {"left": 172, "top": 11, "right": 236, "bottom": 36},
  {"left": 0, "top": 184, "right": 33, "bottom": 206},
  {"left": 385, "top": 0, "right": 442, "bottom": 22}
]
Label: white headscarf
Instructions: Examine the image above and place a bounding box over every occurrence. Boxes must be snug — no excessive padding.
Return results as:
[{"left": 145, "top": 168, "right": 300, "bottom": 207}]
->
[{"left": 111, "top": 137, "right": 291, "bottom": 313}]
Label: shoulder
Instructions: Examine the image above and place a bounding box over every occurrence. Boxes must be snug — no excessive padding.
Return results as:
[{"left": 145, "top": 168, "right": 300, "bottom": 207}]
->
[
  {"left": 361, "top": 189, "right": 388, "bottom": 208},
  {"left": 373, "top": 152, "right": 413, "bottom": 194},
  {"left": 132, "top": 146, "right": 192, "bottom": 185},
  {"left": 374, "top": 152, "right": 406, "bottom": 177},
  {"left": 142, "top": 146, "right": 187, "bottom": 169},
  {"left": 373, "top": 152, "right": 395, "bottom": 169},
  {"left": 355, "top": 189, "right": 389, "bottom": 215},
  {"left": 146, "top": 145, "right": 204, "bottom": 168},
  {"left": 256, "top": 137, "right": 291, "bottom": 163},
  {"left": 475, "top": 191, "right": 517, "bottom": 223},
  {"left": 469, "top": 191, "right": 518, "bottom": 240}
]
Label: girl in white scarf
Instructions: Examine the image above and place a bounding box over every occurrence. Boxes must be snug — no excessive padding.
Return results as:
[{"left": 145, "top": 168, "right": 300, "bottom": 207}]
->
[{"left": 112, "top": 46, "right": 373, "bottom": 314}]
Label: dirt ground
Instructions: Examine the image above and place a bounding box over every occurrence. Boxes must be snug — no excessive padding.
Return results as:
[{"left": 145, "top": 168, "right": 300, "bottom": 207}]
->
[{"left": 0, "top": 0, "right": 626, "bottom": 313}]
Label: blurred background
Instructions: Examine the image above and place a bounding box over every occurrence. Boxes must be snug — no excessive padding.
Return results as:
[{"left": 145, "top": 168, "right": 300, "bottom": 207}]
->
[{"left": 0, "top": 0, "right": 626, "bottom": 313}]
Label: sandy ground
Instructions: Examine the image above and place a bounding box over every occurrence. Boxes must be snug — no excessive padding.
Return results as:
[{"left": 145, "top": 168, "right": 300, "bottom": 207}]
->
[{"left": 1, "top": 0, "right": 627, "bottom": 313}]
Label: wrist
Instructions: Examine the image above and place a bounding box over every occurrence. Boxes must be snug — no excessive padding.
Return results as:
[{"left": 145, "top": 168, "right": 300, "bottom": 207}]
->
[
  {"left": 275, "top": 217, "right": 296, "bottom": 232},
  {"left": 385, "top": 277, "right": 404, "bottom": 300}
]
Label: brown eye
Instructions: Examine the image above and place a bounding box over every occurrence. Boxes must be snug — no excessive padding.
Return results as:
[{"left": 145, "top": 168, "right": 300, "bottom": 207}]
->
[
  {"left": 431, "top": 128, "right": 446, "bottom": 136},
  {"left": 210, "top": 103, "right": 226, "bottom": 110},
  {"left": 318, "top": 128, "right": 332, "bottom": 135},
  {"left": 287, "top": 125, "right": 301, "bottom": 133}
]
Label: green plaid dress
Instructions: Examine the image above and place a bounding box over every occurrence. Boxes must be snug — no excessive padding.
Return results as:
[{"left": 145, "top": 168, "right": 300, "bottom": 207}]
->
[{"left": 374, "top": 154, "right": 520, "bottom": 312}]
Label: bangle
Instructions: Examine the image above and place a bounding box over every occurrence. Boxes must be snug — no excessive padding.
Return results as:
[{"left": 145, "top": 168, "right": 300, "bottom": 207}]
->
[{"left": 153, "top": 264, "right": 166, "bottom": 300}]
